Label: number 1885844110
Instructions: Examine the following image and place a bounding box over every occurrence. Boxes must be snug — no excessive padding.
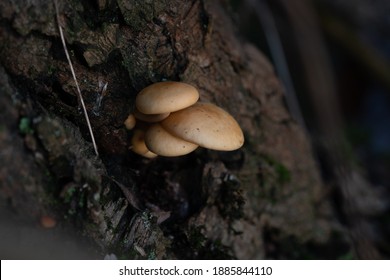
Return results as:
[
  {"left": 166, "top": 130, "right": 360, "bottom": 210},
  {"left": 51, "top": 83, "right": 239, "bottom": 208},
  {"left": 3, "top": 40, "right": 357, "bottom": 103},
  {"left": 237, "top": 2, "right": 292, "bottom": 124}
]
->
[{"left": 212, "top": 266, "right": 272, "bottom": 276}]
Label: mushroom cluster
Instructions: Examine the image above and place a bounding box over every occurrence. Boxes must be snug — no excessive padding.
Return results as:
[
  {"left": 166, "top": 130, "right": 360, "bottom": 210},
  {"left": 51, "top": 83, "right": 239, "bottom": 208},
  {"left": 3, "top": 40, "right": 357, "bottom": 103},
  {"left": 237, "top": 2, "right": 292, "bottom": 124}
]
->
[{"left": 124, "top": 81, "right": 244, "bottom": 158}]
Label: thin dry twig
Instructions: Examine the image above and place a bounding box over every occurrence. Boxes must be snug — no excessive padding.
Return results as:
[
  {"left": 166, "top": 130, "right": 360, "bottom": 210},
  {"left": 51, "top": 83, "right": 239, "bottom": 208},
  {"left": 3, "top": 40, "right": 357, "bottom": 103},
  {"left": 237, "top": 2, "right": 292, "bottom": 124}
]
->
[{"left": 53, "top": 0, "right": 99, "bottom": 156}]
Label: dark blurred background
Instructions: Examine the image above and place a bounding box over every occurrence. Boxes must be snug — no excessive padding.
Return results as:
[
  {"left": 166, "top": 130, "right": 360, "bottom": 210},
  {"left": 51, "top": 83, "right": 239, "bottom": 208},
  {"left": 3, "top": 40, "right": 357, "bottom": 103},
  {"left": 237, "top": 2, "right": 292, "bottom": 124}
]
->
[
  {"left": 1, "top": 0, "right": 389, "bottom": 260},
  {"left": 229, "top": 0, "right": 390, "bottom": 258}
]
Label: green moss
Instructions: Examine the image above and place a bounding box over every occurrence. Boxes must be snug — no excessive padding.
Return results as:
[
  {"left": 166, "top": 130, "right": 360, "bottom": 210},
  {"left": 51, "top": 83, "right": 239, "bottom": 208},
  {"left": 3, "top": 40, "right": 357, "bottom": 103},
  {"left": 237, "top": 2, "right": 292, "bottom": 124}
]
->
[
  {"left": 147, "top": 250, "right": 157, "bottom": 260},
  {"left": 259, "top": 155, "right": 291, "bottom": 183},
  {"left": 256, "top": 155, "right": 292, "bottom": 204},
  {"left": 19, "top": 117, "right": 34, "bottom": 135},
  {"left": 141, "top": 211, "right": 153, "bottom": 230},
  {"left": 78, "top": 191, "right": 86, "bottom": 208},
  {"left": 47, "top": 64, "right": 57, "bottom": 75},
  {"left": 67, "top": 208, "right": 77, "bottom": 216},
  {"left": 63, "top": 186, "right": 77, "bottom": 203},
  {"left": 274, "top": 162, "right": 291, "bottom": 184}
]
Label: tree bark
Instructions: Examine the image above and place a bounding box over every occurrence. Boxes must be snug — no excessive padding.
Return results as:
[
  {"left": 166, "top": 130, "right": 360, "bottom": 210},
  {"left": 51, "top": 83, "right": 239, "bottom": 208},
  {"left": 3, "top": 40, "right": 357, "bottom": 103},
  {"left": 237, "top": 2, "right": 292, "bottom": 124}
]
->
[{"left": 0, "top": 0, "right": 348, "bottom": 259}]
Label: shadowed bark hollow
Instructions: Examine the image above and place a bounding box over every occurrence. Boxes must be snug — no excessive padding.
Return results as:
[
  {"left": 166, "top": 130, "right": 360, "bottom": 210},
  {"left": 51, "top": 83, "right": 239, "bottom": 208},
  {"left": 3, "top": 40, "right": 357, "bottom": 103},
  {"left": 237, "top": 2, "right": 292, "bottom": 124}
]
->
[{"left": 0, "top": 0, "right": 348, "bottom": 259}]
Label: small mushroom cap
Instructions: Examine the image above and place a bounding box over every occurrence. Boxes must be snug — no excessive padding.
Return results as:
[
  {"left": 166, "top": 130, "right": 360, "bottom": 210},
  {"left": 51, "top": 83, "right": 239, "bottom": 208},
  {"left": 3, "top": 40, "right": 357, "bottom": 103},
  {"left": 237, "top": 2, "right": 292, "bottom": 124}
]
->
[
  {"left": 145, "top": 123, "right": 199, "bottom": 157},
  {"left": 131, "top": 128, "right": 157, "bottom": 158},
  {"left": 161, "top": 102, "right": 244, "bottom": 151},
  {"left": 136, "top": 81, "right": 199, "bottom": 114},
  {"left": 133, "top": 108, "right": 170, "bottom": 123},
  {"left": 124, "top": 114, "right": 136, "bottom": 130}
]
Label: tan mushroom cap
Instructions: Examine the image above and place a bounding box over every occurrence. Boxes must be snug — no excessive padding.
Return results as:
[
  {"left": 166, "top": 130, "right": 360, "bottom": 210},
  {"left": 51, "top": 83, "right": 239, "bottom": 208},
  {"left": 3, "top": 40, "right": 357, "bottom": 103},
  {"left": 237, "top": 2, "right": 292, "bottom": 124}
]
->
[
  {"left": 133, "top": 108, "right": 170, "bottom": 123},
  {"left": 131, "top": 128, "right": 157, "bottom": 158},
  {"left": 145, "top": 123, "right": 199, "bottom": 157},
  {"left": 161, "top": 102, "right": 244, "bottom": 151},
  {"left": 136, "top": 81, "right": 199, "bottom": 114},
  {"left": 124, "top": 114, "right": 136, "bottom": 130}
]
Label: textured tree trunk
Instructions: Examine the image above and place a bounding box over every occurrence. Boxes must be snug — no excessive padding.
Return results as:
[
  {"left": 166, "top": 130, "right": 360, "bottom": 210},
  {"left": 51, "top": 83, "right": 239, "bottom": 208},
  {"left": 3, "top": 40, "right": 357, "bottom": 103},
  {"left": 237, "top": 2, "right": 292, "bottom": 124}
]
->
[{"left": 0, "top": 0, "right": 348, "bottom": 259}]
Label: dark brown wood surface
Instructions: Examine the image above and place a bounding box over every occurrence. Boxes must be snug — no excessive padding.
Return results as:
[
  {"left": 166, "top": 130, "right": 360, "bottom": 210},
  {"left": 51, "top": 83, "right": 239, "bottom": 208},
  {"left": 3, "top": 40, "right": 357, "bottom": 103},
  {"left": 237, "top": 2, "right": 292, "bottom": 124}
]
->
[{"left": 0, "top": 0, "right": 349, "bottom": 259}]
